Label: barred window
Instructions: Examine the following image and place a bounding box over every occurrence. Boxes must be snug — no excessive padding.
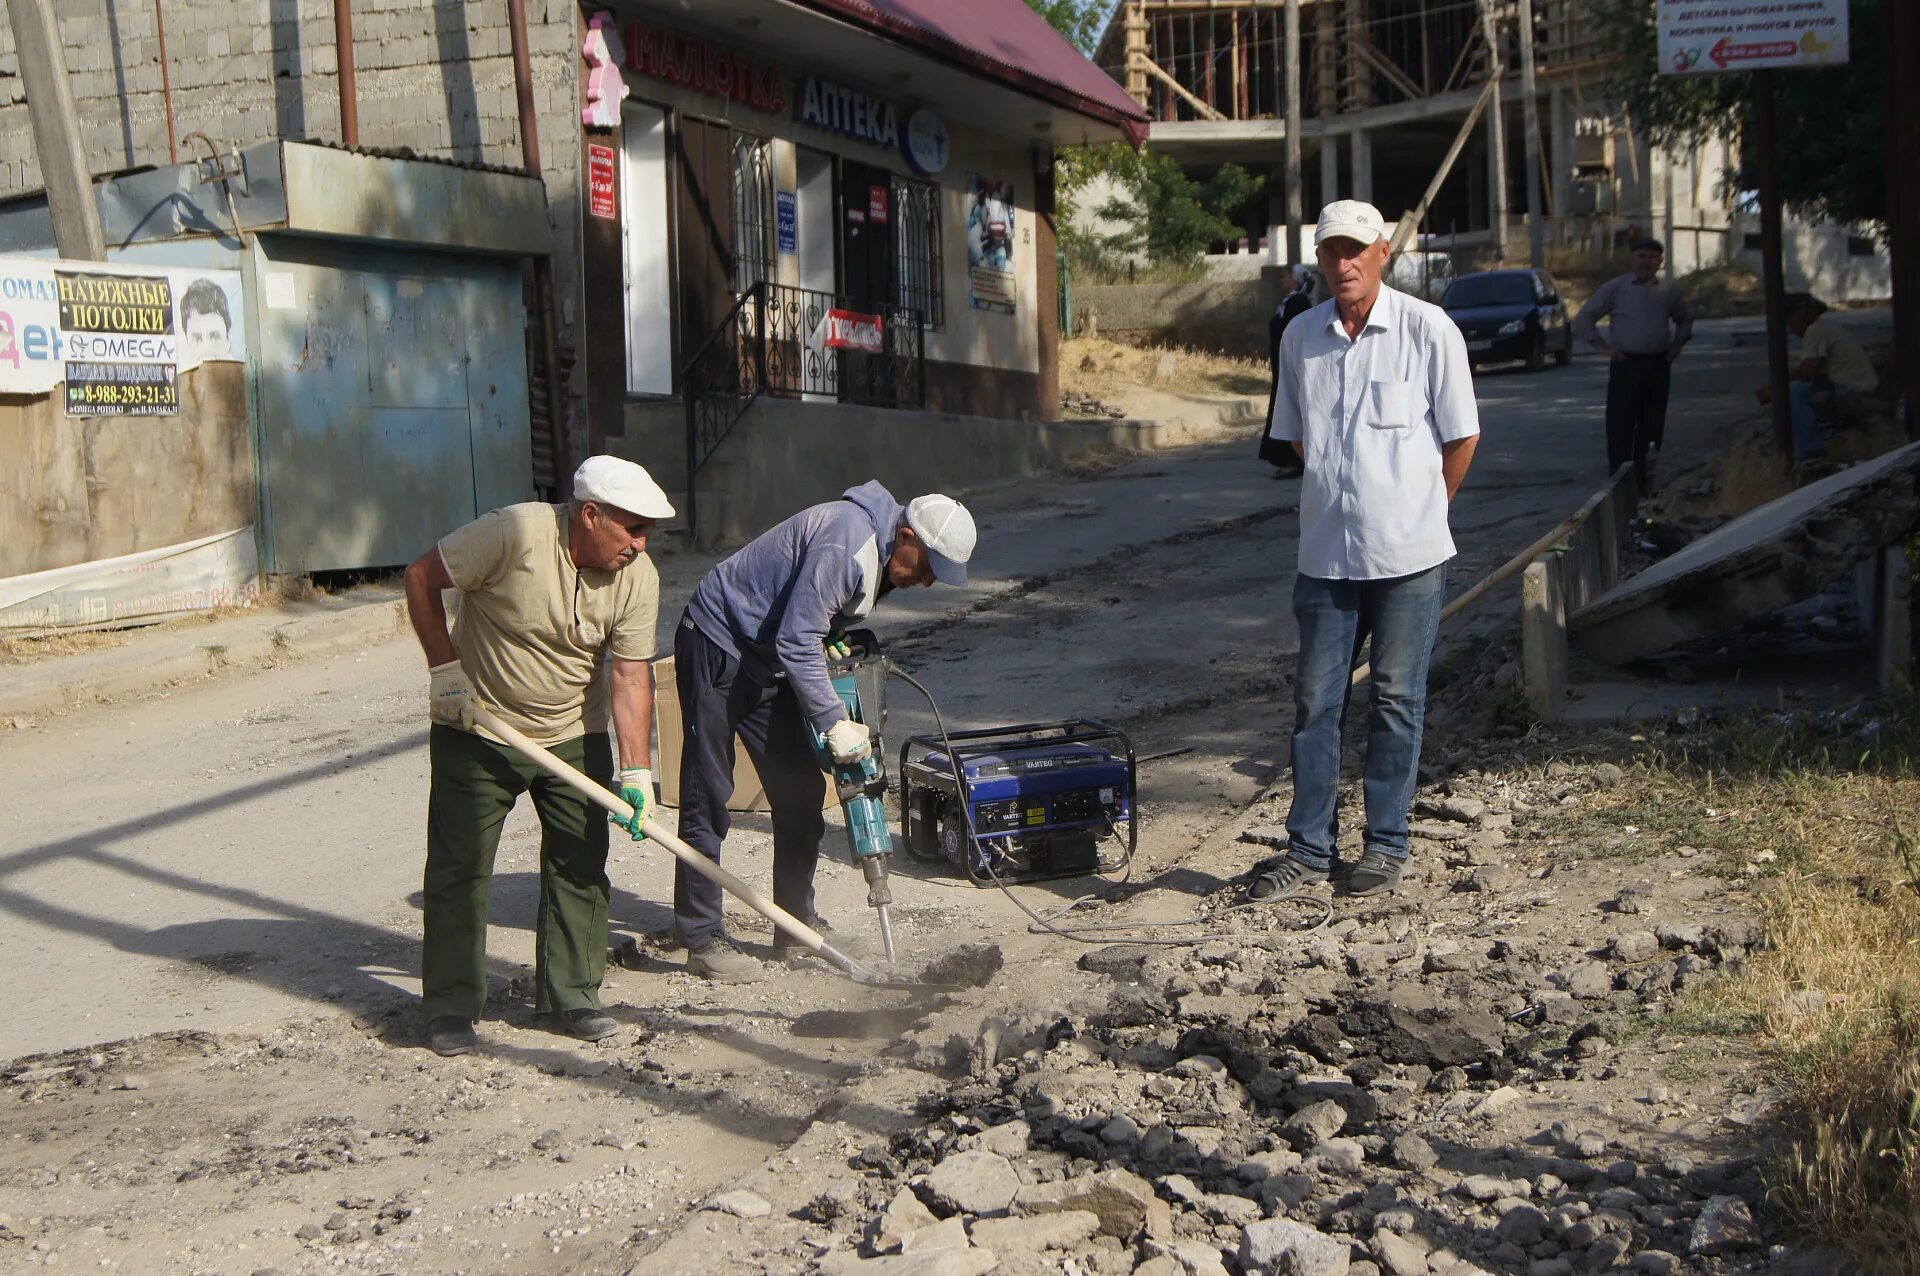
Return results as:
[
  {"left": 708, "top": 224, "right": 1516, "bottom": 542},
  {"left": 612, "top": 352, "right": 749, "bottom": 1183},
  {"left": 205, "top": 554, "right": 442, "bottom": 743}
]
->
[
  {"left": 892, "top": 176, "right": 943, "bottom": 329},
  {"left": 731, "top": 133, "right": 773, "bottom": 295}
]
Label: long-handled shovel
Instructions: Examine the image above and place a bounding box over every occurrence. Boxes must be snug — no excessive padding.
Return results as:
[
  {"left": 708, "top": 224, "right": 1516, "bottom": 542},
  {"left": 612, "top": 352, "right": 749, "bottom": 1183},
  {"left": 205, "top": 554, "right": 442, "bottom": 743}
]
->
[{"left": 469, "top": 705, "right": 959, "bottom": 993}]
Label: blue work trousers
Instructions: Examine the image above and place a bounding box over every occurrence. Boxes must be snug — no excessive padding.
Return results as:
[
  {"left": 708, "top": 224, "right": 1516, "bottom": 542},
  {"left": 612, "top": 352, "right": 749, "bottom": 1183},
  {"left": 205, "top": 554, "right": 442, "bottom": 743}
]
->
[{"left": 1284, "top": 566, "right": 1446, "bottom": 871}]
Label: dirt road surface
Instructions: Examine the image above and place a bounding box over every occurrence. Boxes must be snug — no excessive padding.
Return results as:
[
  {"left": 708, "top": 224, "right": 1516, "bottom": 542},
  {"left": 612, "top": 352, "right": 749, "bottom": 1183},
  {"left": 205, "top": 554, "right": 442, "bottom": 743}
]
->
[{"left": 0, "top": 331, "right": 1800, "bottom": 1274}]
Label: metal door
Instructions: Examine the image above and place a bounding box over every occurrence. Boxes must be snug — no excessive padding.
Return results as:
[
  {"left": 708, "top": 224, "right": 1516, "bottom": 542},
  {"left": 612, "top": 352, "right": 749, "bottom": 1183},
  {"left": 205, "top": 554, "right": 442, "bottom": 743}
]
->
[
  {"left": 251, "top": 235, "right": 532, "bottom": 572},
  {"left": 838, "top": 160, "right": 894, "bottom": 405}
]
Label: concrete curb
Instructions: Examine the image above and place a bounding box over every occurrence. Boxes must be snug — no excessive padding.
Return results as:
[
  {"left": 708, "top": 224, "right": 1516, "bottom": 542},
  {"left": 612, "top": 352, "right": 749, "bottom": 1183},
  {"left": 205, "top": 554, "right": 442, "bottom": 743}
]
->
[{"left": 1, "top": 599, "right": 408, "bottom": 722}]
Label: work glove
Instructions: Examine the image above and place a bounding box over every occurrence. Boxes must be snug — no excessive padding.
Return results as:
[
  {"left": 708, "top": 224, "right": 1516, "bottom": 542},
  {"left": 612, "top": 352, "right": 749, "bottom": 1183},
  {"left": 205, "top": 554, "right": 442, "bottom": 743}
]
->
[
  {"left": 824, "top": 629, "right": 853, "bottom": 661},
  {"left": 824, "top": 718, "right": 873, "bottom": 764},
  {"left": 428, "top": 660, "right": 475, "bottom": 727},
  {"left": 613, "top": 767, "right": 652, "bottom": 841}
]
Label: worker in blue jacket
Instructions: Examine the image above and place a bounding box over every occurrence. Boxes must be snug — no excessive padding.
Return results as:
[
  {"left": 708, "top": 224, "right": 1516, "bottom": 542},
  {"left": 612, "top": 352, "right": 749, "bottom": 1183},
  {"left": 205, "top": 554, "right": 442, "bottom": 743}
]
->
[{"left": 672, "top": 482, "right": 977, "bottom": 981}]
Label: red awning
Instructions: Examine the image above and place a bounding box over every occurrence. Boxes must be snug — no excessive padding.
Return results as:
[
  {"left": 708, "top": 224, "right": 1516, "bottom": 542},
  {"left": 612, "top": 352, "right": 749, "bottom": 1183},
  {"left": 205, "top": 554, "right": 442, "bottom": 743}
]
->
[{"left": 790, "top": 0, "right": 1150, "bottom": 147}]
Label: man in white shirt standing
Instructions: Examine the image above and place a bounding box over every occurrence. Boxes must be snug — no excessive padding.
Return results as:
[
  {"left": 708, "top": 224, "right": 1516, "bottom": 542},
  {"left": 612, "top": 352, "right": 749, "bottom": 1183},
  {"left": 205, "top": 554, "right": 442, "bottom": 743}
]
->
[{"left": 1252, "top": 200, "right": 1480, "bottom": 900}]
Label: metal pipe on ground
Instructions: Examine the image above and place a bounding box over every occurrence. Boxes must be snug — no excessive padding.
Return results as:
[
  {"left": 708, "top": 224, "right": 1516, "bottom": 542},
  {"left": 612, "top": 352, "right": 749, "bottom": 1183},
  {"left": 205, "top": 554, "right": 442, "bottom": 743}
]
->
[{"left": 1348, "top": 463, "right": 1635, "bottom": 686}]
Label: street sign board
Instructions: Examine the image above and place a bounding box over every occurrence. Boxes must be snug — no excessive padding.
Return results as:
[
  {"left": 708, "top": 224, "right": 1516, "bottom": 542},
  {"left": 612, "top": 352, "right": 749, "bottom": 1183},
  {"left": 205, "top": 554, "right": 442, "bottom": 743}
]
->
[{"left": 1657, "top": 1, "right": 1848, "bottom": 75}]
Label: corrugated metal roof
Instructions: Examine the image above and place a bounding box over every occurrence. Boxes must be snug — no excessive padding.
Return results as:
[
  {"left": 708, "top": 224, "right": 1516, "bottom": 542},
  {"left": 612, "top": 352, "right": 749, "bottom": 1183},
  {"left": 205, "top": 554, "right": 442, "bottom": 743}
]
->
[{"left": 790, "top": 0, "right": 1149, "bottom": 145}]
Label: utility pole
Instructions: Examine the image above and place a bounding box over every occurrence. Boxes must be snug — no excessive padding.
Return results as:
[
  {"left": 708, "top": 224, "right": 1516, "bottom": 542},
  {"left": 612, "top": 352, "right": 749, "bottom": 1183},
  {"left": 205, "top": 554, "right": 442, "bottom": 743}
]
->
[
  {"left": 1890, "top": 0, "right": 1920, "bottom": 439},
  {"left": 1479, "top": 0, "right": 1508, "bottom": 262},
  {"left": 1754, "top": 72, "right": 1793, "bottom": 459},
  {"left": 7, "top": 0, "right": 106, "bottom": 260},
  {"left": 1516, "top": 0, "right": 1544, "bottom": 267},
  {"left": 1284, "top": 0, "right": 1303, "bottom": 266}
]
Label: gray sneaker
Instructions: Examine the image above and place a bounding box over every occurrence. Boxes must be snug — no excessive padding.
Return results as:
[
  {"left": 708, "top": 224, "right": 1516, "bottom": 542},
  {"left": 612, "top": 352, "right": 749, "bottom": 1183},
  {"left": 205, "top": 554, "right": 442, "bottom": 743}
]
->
[
  {"left": 1344, "top": 849, "right": 1407, "bottom": 897},
  {"left": 1247, "top": 855, "right": 1332, "bottom": 900},
  {"left": 685, "top": 939, "right": 765, "bottom": 983}
]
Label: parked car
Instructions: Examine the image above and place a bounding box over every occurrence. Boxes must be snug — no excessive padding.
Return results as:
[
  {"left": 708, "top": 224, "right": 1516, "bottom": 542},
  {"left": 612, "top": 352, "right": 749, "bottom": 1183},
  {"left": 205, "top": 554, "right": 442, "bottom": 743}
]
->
[{"left": 1439, "top": 268, "right": 1574, "bottom": 372}]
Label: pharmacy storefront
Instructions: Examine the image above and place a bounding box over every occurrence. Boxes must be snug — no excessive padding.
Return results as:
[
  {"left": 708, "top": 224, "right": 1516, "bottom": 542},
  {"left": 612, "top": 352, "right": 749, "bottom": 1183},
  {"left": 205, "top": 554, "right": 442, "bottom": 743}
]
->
[{"left": 572, "top": 0, "right": 1146, "bottom": 455}]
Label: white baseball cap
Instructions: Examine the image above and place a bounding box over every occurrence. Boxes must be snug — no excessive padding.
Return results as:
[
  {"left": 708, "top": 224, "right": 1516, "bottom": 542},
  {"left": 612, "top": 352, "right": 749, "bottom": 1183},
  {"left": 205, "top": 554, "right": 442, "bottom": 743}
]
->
[
  {"left": 573, "top": 455, "right": 675, "bottom": 520},
  {"left": 905, "top": 493, "right": 975, "bottom": 586},
  {"left": 1314, "top": 199, "right": 1388, "bottom": 247}
]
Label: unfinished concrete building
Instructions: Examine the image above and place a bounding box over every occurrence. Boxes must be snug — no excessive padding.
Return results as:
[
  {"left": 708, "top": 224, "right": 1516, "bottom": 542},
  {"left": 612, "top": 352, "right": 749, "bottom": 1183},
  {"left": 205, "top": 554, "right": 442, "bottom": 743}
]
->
[{"left": 1088, "top": 0, "right": 1739, "bottom": 275}]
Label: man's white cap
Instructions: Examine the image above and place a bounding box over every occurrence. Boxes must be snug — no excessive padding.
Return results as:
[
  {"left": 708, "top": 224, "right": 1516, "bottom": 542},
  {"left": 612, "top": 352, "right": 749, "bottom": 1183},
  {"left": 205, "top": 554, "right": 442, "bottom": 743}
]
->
[
  {"left": 573, "top": 455, "right": 675, "bottom": 520},
  {"left": 905, "top": 493, "right": 975, "bottom": 587},
  {"left": 1314, "top": 199, "right": 1388, "bottom": 247}
]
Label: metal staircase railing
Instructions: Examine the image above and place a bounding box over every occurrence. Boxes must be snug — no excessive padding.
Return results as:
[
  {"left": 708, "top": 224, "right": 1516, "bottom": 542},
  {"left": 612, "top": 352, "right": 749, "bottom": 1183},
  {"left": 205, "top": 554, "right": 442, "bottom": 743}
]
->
[
  {"left": 681, "top": 280, "right": 928, "bottom": 538},
  {"left": 681, "top": 281, "right": 768, "bottom": 540}
]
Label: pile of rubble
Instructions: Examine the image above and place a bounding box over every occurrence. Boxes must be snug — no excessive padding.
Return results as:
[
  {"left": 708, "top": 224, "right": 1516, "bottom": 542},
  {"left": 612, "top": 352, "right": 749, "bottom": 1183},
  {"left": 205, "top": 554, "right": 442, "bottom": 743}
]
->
[
  {"left": 750, "top": 765, "right": 1780, "bottom": 1275},
  {"left": 1061, "top": 390, "right": 1130, "bottom": 419},
  {"left": 787, "top": 920, "right": 1770, "bottom": 1274}
]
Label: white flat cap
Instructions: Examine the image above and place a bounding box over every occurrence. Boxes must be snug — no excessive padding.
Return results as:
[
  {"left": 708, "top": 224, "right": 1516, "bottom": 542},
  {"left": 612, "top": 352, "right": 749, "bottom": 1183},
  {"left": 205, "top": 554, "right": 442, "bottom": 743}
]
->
[
  {"left": 1315, "top": 199, "right": 1388, "bottom": 246},
  {"left": 905, "top": 493, "right": 975, "bottom": 586},
  {"left": 573, "top": 455, "right": 675, "bottom": 520}
]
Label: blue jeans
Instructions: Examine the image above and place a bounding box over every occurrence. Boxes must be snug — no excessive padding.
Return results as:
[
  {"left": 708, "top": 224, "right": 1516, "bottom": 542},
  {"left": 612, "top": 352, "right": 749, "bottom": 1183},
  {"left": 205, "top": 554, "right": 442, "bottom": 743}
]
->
[
  {"left": 1285, "top": 566, "right": 1446, "bottom": 871},
  {"left": 1788, "top": 380, "right": 1859, "bottom": 459}
]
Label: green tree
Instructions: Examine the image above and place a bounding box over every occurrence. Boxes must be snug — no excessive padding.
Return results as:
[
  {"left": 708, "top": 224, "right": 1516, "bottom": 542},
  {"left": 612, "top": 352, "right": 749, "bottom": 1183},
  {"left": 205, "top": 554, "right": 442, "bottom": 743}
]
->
[
  {"left": 1022, "top": 0, "right": 1111, "bottom": 54},
  {"left": 1095, "top": 151, "right": 1265, "bottom": 263},
  {"left": 1596, "top": 0, "right": 1885, "bottom": 231}
]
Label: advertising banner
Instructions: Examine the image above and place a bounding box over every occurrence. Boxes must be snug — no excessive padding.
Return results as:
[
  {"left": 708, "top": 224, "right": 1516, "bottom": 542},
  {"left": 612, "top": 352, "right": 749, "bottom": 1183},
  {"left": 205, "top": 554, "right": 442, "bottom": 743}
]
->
[
  {"left": 0, "top": 258, "right": 247, "bottom": 414},
  {"left": 0, "top": 527, "right": 260, "bottom": 634},
  {"left": 1656, "top": 0, "right": 1848, "bottom": 76},
  {"left": 966, "top": 175, "right": 1016, "bottom": 315},
  {"left": 820, "top": 309, "right": 885, "bottom": 352}
]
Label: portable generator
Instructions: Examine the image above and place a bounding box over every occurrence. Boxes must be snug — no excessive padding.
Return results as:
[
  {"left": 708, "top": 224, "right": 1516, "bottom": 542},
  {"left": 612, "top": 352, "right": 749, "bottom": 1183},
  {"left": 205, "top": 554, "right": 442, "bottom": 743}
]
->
[{"left": 899, "top": 720, "right": 1136, "bottom": 886}]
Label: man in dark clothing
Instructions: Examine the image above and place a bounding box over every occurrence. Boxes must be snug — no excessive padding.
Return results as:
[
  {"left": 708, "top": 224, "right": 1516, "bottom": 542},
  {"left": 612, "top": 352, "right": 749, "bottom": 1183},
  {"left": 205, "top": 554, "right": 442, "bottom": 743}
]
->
[
  {"left": 1261, "top": 267, "right": 1315, "bottom": 478},
  {"left": 671, "top": 482, "right": 976, "bottom": 981},
  {"left": 1573, "top": 238, "right": 1694, "bottom": 494}
]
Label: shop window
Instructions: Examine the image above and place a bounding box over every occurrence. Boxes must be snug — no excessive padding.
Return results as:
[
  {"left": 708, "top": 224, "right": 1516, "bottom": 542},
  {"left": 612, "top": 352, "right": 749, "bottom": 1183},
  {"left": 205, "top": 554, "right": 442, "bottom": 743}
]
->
[
  {"left": 732, "top": 133, "right": 774, "bottom": 295},
  {"left": 622, "top": 101, "right": 673, "bottom": 396},
  {"left": 892, "top": 177, "right": 943, "bottom": 329}
]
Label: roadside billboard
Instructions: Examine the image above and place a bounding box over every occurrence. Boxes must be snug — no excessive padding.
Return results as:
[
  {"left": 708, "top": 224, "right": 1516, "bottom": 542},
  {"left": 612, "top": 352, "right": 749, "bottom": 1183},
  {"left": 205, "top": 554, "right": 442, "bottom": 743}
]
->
[{"left": 1656, "top": 0, "right": 1848, "bottom": 76}]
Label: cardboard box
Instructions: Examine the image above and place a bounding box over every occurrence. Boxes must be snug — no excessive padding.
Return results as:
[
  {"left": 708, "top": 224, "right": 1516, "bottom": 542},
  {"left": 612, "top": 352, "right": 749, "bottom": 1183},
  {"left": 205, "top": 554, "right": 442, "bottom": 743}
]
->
[{"left": 652, "top": 656, "right": 834, "bottom": 812}]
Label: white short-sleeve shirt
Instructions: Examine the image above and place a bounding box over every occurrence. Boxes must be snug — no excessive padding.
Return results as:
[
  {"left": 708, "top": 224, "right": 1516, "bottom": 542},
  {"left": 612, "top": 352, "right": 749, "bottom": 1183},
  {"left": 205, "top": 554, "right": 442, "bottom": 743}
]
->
[{"left": 1266, "top": 285, "right": 1480, "bottom": 580}]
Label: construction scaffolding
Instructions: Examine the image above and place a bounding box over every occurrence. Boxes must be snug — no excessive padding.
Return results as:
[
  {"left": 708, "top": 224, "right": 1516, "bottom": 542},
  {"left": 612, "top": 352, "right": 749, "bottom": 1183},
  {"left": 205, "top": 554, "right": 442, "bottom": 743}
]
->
[
  {"left": 1094, "top": 0, "right": 1603, "bottom": 127},
  {"left": 1087, "top": 0, "right": 1688, "bottom": 269}
]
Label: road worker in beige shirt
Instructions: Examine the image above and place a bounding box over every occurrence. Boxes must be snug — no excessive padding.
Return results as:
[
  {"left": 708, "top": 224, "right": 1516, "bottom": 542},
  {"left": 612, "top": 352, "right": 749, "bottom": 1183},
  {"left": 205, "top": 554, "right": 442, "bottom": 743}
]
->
[{"left": 402, "top": 456, "right": 670, "bottom": 1057}]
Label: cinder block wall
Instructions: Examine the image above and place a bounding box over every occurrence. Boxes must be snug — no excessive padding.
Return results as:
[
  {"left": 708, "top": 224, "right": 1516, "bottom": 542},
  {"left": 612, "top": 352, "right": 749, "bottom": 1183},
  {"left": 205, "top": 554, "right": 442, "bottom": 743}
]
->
[{"left": 0, "top": 0, "right": 586, "bottom": 442}]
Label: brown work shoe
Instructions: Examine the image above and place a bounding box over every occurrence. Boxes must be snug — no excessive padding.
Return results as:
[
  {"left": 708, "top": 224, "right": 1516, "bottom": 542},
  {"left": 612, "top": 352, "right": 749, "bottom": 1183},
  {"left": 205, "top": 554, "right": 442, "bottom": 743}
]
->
[{"left": 685, "top": 939, "right": 765, "bottom": 983}]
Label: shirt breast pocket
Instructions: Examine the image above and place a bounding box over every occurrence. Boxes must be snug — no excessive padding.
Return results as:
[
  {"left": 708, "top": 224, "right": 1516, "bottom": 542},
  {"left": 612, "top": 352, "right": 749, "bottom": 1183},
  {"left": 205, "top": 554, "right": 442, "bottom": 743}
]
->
[{"left": 1366, "top": 379, "right": 1419, "bottom": 431}]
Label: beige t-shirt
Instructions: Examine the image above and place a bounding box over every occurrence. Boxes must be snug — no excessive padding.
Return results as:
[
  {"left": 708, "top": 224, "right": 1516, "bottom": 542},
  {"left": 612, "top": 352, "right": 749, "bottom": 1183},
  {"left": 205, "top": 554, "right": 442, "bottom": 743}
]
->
[
  {"left": 1800, "top": 317, "right": 1878, "bottom": 394},
  {"left": 439, "top": 502, "right": 659, "bottom": 744}
]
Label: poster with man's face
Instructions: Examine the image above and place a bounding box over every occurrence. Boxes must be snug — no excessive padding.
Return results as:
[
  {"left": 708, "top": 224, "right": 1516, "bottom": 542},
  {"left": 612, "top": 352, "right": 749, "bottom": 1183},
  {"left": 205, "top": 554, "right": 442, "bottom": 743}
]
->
[
  {"left": 177, "top": 276, "right": 238, "bottom": 361},
  {"left": 966, "top": 174, "right": 1016, "bottom": 315}
]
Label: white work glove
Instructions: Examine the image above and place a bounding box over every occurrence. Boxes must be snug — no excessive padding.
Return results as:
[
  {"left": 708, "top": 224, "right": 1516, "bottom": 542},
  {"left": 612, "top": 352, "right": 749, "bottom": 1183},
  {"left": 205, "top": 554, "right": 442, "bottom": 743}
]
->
[
  {"left": 824, "top": 718, "right": 873, "bottom": 764},
  {"left": 428, "top": 660, "right": 475, "bottom": 727}
]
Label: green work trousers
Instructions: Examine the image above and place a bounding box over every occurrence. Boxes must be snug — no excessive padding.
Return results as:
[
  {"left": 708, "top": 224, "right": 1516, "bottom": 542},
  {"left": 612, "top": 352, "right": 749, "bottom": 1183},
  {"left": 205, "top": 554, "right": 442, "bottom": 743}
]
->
[{"left": 422, "top": 724, "right": 613, "bottom": 1021}]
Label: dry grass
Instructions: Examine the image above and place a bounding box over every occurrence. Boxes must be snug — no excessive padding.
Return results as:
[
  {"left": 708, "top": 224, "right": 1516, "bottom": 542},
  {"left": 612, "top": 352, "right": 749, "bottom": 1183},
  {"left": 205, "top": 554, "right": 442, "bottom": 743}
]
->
[
  {"left": 1676, "top": 263, "right": 1765, "bottom": 319},
  {"left": 1703, "top": 404, "right": 1904, "bottom": 520},
  {"left": 1061, "top": 335, "right": 1270, "bottom": 401},
  {"left": 1568, "top": 711, "right": 1920, "bottom": 1269}
]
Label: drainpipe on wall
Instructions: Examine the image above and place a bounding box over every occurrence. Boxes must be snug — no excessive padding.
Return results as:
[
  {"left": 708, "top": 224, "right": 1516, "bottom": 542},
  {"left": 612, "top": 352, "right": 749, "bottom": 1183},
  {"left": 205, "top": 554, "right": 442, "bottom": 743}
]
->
[
  {"left": 335, "top": 0, "right": 358, "bottom": 146},
  {"left": 508, "top": 0, "right": 572, "bottom": 495}
]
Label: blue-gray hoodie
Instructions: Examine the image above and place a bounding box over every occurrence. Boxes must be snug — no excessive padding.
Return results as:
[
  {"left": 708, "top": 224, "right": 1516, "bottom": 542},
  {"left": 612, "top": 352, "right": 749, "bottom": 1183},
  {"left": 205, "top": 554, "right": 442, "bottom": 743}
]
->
[{"left": 685, "top": 481, "right": 904, "bottom": 732}]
